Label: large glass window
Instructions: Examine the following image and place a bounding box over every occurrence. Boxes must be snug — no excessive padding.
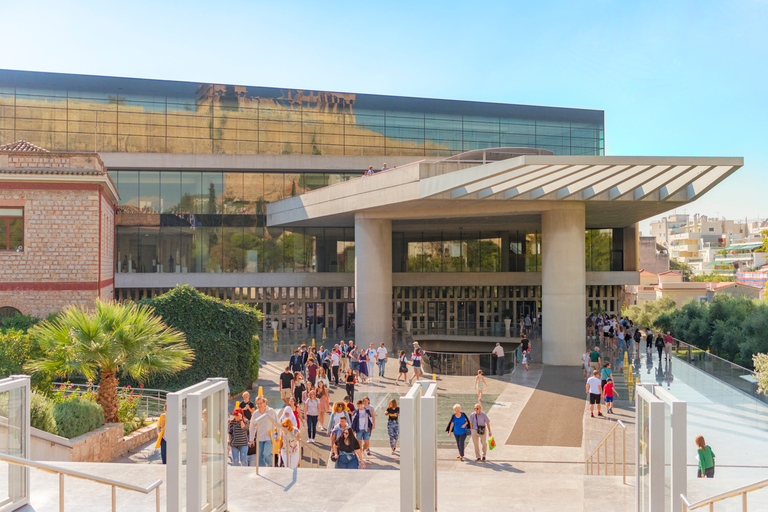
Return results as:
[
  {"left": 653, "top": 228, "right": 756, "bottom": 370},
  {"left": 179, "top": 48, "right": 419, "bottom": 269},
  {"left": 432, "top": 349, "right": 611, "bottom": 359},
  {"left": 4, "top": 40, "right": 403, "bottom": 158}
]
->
[{"left": 0, "top": 70, "right": 604, "bottom": 157}]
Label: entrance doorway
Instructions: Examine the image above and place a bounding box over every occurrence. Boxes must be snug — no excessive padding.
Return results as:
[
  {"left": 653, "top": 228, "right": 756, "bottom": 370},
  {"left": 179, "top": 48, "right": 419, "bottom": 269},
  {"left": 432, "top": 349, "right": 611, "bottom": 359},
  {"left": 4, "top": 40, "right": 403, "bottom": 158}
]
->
[{"left": 427, "top": 301, "right": 447, "bottom": 331}]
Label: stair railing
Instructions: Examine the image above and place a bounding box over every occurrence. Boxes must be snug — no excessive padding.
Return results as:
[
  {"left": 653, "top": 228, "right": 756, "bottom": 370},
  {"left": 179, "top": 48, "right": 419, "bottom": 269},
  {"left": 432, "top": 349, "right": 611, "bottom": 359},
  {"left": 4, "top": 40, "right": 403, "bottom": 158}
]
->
[{"left": 585, "top": 419, "right": 627, "bottom": 484}]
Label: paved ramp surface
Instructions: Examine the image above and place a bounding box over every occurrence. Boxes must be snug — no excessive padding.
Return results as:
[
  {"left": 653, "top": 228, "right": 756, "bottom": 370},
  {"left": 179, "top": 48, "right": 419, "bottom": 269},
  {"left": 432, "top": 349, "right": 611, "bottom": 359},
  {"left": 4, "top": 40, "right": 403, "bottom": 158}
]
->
[{"left": 506, "top": 366, "right": 586, "bottom": 447}]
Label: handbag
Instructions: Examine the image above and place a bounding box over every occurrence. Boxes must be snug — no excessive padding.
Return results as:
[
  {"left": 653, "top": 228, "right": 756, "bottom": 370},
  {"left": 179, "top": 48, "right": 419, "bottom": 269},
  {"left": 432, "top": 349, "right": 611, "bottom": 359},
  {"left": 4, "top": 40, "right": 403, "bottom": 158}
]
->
[
  {"left": 476, "top": 425, "right": 485, "bottom": 435},
  {"left": 488, "top": 437, "right": 496, "bottom": 450}
]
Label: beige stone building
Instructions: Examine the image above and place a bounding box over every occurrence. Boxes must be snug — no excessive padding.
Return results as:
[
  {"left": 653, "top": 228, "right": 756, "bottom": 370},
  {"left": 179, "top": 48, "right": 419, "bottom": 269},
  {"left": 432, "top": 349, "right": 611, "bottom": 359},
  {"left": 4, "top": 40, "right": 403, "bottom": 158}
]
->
[{"left": 0, "top": 141, "right": 119, "bottom": 318}]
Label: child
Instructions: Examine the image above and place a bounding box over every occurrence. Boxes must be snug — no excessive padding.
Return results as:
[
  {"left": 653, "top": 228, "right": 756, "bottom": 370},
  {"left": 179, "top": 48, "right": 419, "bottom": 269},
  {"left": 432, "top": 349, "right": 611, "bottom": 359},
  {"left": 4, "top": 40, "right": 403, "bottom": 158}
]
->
[
  {"left": 522, "top": 349, "right": 531, "bottom": 371},
  {"left": 603, "top": 377, "right": 618, "bottom": 414}
]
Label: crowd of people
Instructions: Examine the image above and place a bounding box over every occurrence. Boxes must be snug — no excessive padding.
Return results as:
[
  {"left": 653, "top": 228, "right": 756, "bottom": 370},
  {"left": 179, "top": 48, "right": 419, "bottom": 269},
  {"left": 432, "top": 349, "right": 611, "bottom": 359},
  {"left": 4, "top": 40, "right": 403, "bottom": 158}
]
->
[{"left": 222, "top": 341, "right": 440, "bottom": 469}]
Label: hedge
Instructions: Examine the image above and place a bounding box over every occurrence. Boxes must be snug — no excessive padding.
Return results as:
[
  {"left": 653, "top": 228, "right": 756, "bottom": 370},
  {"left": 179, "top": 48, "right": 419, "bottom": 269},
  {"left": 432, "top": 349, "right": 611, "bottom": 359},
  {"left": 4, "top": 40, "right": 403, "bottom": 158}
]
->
[
  {"left": 138, "top": 285, "right": 261, "bottom": 393},
  {"left": 53, "top": 398, "right": 105, "bottom": 439},
  {"left": 31, "top": 391, "right": 57, "bottom": 435}
]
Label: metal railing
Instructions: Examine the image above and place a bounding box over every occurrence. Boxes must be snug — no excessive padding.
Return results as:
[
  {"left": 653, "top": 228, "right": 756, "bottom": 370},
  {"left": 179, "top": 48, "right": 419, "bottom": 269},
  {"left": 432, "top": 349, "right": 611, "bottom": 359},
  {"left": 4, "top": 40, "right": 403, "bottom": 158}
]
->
[
  {"left": 252, "top": 412, "right": 327, "bottom": 474},
  {"left": 585, "top": 420, "right": 627, "bottom": 484},
  {"left": 681, "top": 477, "right": 768, "bottom": 511},
  {"left": 0, "top": 452, "right": 162, "bottom": 512},
  {"left": 52, "top": 382, "right": 167, "bottom": 417}
]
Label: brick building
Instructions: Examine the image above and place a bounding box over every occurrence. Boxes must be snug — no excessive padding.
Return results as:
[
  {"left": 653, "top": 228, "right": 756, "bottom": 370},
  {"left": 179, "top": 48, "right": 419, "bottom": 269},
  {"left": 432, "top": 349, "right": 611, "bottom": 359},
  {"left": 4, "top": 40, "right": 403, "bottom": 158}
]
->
[{"left": 0, "top": 141, "right": 118, "bottom": 318}]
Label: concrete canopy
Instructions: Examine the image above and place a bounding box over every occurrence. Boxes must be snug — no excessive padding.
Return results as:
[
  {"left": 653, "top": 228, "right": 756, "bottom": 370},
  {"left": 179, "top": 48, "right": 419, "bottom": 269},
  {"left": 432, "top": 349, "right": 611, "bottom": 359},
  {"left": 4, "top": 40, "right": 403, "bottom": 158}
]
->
[{"left": 266, "top": 155, "right": 743, "bottom": 229}]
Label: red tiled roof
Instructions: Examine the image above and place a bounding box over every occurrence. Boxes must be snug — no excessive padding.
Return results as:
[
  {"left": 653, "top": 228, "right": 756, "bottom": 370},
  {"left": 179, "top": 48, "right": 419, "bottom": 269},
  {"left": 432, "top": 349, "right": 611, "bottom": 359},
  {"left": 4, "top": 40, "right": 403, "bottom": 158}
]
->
[
  {"left": 658, "top": 270, "right": 682, "bottom": 276},
  {"left": 0, "top": 140, "right": 49, "bottom": 152}
]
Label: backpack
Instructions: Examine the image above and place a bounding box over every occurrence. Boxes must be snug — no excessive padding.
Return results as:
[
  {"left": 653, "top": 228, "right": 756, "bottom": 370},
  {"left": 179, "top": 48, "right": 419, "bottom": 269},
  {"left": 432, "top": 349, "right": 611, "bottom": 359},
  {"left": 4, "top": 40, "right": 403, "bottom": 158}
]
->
[{"left": 655, "top": 338, "right": 664, "bottom": 349}]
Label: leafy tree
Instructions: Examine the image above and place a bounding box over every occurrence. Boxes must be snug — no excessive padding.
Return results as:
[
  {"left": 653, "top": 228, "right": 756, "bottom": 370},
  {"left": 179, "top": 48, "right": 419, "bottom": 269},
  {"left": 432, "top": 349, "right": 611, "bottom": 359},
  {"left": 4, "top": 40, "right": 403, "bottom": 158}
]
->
[
  {"left": 26, "top": 301, "right": 193, "bottom": 423},
  {"left": 690, "top": 272, "right": 735, "bottom": 282},
  {"left": 669, "top": 259, "right": 694, "bottom": 281},
  {"left": 761, "top": 229, "right": 768, "bottom": 253},
  {"left": 754, "top": 352, "right": 768, "bottom": 396},
  {"left": 207, "top": 182, "right": 218, "bottom": 214}
]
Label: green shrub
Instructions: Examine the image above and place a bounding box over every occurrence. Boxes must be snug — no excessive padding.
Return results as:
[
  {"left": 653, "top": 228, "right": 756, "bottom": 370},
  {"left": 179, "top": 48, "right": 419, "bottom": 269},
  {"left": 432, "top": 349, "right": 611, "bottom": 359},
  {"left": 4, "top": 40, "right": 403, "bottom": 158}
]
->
[
  {"left": 137, "top": 285, "right": 262, "bottom": 393},
  {"left": 53, "top": 398, "right": 104, "bottom": 438},
  {"left": 116, "top": 387, "right": 141, "bottom": 423},
  {"left": 30, "top": 392, "right": 57, "bottom": 435},
  {"left": 0, "top": 330, "right": 52, "bottom": 392},
  {"left": 0, "top": 313, "right": 41, "bottom": 334}
]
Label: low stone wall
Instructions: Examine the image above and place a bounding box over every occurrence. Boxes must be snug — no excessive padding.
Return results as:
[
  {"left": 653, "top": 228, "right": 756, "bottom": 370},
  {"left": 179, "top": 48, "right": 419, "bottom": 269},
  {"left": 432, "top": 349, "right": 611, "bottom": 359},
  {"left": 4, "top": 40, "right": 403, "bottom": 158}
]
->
[{"left": 31, "top": 421, "right": 158, "bottom": 462}]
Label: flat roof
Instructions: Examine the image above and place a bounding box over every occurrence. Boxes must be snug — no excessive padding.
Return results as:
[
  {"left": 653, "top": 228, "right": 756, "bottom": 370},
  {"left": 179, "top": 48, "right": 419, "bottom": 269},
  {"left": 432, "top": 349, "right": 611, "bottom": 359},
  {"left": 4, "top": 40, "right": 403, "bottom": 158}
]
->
[{"left": 267, "top": 155, "right": 743, "bottom": 228}]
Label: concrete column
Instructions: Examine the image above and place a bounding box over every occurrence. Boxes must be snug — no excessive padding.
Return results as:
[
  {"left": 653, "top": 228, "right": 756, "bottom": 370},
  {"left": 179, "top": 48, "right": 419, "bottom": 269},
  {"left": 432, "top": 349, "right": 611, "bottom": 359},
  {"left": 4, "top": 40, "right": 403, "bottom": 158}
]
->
[
  {"left": 354, "top": 215, "right": 392, "bottom": 346},
  {"left": 623, "top": 223, "right": 639, "bottom": 271},
  {"left": 542, "top": 204, "right": 586, "bottom": 365}
]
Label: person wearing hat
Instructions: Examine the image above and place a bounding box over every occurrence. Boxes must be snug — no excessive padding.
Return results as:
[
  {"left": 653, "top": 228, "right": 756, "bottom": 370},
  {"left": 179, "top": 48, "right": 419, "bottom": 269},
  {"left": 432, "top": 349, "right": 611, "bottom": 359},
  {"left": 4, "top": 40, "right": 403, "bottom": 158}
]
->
[
  {"left": 603, "top": 377, "right": 618, "bottom": 414},
  {"left": 588, "top": 346, "right": 602, "bottom": 373},
  {"left": 228, "top": 408, "right": 250, "bottom": 466}
]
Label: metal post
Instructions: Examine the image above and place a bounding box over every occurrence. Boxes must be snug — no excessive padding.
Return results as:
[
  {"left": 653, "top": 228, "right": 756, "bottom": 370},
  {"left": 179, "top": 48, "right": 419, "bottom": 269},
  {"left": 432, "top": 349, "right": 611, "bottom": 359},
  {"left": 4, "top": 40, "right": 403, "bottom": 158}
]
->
[
  {"left": 742, "top": 492, "right": 747, "bottom": 512},
  {"left": 59, "top": 473, "right": 64, "bottom": 512},
  {"left": 604, "top": 443, "right": 608, "bottom": 475},
  {"left": 256, "top": 430, "right": 260, "bottom": 476},
  {"left": 156, "top": 486, "right": 160, "bottom": 512},
  {"left": 597, "top": 446, "right": 600, "bottom": 475},
  {"left": 112, "top": 484, "right": 116, "bottom": 512},
  {"left": 622, "top": 427, "right": 626, "bottom": 485},
  {"left": 613, "top": 430, "right": 617, "bottom": 476}
]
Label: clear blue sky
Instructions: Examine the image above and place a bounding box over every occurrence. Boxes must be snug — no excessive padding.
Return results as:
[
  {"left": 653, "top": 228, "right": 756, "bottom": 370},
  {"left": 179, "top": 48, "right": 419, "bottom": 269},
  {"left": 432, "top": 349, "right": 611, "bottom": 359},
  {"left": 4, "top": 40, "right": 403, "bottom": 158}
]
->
[{"left": 4, "top": 0, "right": 766, "bottom": 233}]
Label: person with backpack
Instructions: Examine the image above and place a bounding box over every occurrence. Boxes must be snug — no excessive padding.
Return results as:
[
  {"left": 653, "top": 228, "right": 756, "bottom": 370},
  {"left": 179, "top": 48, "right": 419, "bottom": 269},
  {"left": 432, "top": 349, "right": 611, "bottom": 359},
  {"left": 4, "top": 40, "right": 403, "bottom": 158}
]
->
[{"left": 446, "top": 404, "right": 470, "bottom": 461}]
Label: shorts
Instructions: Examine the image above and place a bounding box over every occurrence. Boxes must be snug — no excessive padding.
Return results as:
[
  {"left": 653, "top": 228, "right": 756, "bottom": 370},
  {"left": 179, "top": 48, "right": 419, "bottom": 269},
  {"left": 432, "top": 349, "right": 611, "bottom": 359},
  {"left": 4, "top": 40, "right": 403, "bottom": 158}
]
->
[
  {"left": 605, "top": 396, "right": 613, "bottom": 403},
  {"left": 589, "top": 393, "right": 601, "bottom": 405},
  {"left": 590, "top": 362, "right": 599, "bottom": 372},
  {"left": 350, "top": 361, "right": 359, "bottom": 371},
  {"left": 357, "top": 430, "right": 370, "bottom": 440},
  {"left": 280, "top": 388, "right": 292, "bottom": 400}
]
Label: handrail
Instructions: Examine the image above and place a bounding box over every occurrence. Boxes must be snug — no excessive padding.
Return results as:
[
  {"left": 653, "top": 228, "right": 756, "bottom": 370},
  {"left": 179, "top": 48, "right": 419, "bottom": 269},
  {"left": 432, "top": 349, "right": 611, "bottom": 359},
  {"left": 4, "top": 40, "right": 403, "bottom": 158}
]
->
[
  {"left": 585, "top": 420, "right": 627, "bottom": 484},
  {"left": 0, "top": 452, "right": 162, "bottom": 512},
  {"left": 681, "top": 477, "right": 768, "bottom": 511}
]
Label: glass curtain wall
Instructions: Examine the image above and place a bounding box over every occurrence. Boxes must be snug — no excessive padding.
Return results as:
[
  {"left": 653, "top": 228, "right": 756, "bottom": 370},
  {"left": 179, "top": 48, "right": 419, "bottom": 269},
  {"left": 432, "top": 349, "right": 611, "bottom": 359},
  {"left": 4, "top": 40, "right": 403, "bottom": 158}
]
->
[{"left": 0, "top": 70, "right": 605, "bottom": 157}]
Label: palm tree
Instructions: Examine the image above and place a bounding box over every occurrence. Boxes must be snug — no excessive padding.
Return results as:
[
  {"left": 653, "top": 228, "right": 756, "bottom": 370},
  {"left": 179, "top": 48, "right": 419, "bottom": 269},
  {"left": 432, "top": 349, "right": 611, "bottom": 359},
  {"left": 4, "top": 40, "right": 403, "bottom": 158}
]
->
[{"left": 26, "top": 300, "right": 194, "bottom": 423}]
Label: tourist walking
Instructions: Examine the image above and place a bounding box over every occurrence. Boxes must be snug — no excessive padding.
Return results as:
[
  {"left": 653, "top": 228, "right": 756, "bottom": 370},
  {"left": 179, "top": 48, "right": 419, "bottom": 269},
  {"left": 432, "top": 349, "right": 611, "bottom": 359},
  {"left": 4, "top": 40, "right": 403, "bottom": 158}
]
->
[
  {"left": 409, "top": 344, "right": 423, "bottom": 384},
  {"left": 316, "top": 380, "right": 330, "bottom": 430},
  {"left": 645, "top": 329, "right": 654, "bottom": 352},
  {"left": 588, "top": 346, "right": 602, "bottom": 373},
  {"left": 249, "top": 397, "right": 278, "bottom": 467},
  {"left": 377, "top": 342, "right": 388, "bottom": 377},
  {"left": 307, "top": 357, "right": 319, "bottom": 386},
  {"left": 363, "top": 397, "right": 376, "bottom": 456},
  {"left": 358, "top": 348, "right": 369, "bottom": 383},
  {"left": 293, "top": 372, "right": 305, "bottom": 413},
  {"left": 655, "top": 334, "right": 665, "bottom": 362},
  {"left": 446, "top": 404, "right": 470, "bottom": 461},
  {"left": 586, "top": 370, "right": 603, "bottom": 417},
  {"left": 396, "top": 350, "right": 408, "bottom": 385},
  {"left": 279, "top": 366, "right": 294, "bottom": 405},
  {"left": 695, "top": 435, "right": 715, "bottom": 478},
  {"left": 305, "top": 390, "right": 320, "bottom": 443},
  {"left": 475, "top": 370, "right": 488, "bottom": 403},
  {"left": 279, "top": 418, "right": 301, "bottom": 469},
  {"left": 522, "top": 349, "right": 531, "bottom": 370},
  {"left": 601, "top": 362, "right": 613, "bottom": 389},
  {"left": 492, "top": 342, "right": 505, "bottom": 376},
  {"left": 328, "top": 402, "right": 351, "bottom": 432},
  {"left": 386, "top": 398, "right": 400, "bottom": 454},
  {"left": 582, "top": 349, "right": 591, "bottom": 379},
  {"left": 228, "top": 408, "right": 249, "bottom": 466},
  {"left": 333, "top": 427, "right": 366, "bottom": 469},
  {"left": 156, "top": 403, "right": 167, "bottom": 464},
  {"left": 664, "top": 331, "right": 674, "bottom": 361},
  {"left": 367, "top": 343, "right": 377, "bottom": 381},
  {"left": 470, "top": 403, "right": 492, "bottom": 462},
  {"left": 331, "top": 346, "right": 341, "bottom": 385},
  {"left": 351, "top": 400, "right": 373, "bottom": 457},
  {"left": 349, "top": 343, "right": 359, "bottom": 378},
  {"left": 345, "top": 368, "right": 356, "bottom": 403},
  {"left": 603, "top": 378, "right": 618, "bottom": 414}
]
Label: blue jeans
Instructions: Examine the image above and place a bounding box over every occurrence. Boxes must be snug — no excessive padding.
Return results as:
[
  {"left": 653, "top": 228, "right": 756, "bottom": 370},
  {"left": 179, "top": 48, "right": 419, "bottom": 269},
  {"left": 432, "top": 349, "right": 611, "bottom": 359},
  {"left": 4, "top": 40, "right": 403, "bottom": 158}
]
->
[
  {"left": 160, "top": 438, "right": 166, "bottom": 465},
  {"left": 257, "top": 441, "right": 272, "bottom": 467},
  {"left": 378, "top": 360, "right": 386, "bottom": 376},
  {"left": 496, "top": 356, "right": 505, "bottom": 376},
  {"left": 231, "top": 445, "right": 248, "bottom": 466},
  {"left": 454, "top": 433, "right": 467, "bottom": 457},
  {"left": 335, "top": 451, "right": 359, "bottom": 469},
  {"left": 307, "top": 415, "right": 318, "bottom": 440}
]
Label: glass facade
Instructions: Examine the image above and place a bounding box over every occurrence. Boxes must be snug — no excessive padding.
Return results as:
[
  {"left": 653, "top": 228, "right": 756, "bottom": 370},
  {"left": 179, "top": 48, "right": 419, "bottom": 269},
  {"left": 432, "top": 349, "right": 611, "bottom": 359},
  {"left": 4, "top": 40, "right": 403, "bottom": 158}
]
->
[{"left": 0, "top": 70, "right": 604, "bottom": 157}]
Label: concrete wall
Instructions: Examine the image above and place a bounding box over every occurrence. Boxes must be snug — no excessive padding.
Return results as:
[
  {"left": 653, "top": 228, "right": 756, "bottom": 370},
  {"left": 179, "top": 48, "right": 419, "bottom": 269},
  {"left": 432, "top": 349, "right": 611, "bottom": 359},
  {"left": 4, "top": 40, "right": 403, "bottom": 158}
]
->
[{"left": 639, "top": 236, "right": 669, "bottom": 274}]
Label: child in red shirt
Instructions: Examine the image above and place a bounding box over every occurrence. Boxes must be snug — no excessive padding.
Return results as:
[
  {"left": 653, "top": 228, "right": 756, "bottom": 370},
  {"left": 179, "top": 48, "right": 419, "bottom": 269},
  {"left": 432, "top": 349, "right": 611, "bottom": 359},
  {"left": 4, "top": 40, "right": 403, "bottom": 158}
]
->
[{"left": 603, "top": 378, "right": 619, "bottom": 414}]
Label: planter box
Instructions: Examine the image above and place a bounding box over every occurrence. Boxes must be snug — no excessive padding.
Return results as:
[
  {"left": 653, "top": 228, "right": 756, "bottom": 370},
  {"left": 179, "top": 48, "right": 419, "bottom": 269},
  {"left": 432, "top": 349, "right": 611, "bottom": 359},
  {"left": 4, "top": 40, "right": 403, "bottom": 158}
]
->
[{"left": 31, "top": 421, "right": 158, "bottom": 463}]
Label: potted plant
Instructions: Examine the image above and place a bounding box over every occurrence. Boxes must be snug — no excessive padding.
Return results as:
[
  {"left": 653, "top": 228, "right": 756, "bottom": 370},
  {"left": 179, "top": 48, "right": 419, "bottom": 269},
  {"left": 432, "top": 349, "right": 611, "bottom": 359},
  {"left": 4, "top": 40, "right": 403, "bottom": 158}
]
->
[
  {"left": 502, "top": 309, "right": 513, "bottom": 336},
  {"left": 402, "top": 308, "right": 413, "bottom": 332}
]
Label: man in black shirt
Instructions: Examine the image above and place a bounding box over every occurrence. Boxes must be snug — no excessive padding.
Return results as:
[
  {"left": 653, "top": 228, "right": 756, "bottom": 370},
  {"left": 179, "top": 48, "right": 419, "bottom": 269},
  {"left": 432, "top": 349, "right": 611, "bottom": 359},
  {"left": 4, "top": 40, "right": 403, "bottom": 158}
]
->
[
  {"left": 289, "top": 350, "right": 303, "bottom": 374},
  {"left": 279, "top": 366, "right": 294, "bottom": 405},
  {"left": 520, "top": 334, "right": 530, "bottom": 353}
]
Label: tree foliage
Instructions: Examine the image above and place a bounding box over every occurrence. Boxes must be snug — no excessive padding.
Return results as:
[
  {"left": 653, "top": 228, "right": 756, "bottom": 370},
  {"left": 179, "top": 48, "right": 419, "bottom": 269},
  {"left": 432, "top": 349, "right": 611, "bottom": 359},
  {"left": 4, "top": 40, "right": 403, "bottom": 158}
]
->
[
  {"left": 669, "top": 259, "right": 694, "bottom": 281},
  {"left": 26, "top": 301, "right": 193, "bottom": 422},
  {"left": 624, "top": 294, "right": 768, "bottom": 368},
  {"left": 138, "top": 285, "right": 261, "bottom": 393}
]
